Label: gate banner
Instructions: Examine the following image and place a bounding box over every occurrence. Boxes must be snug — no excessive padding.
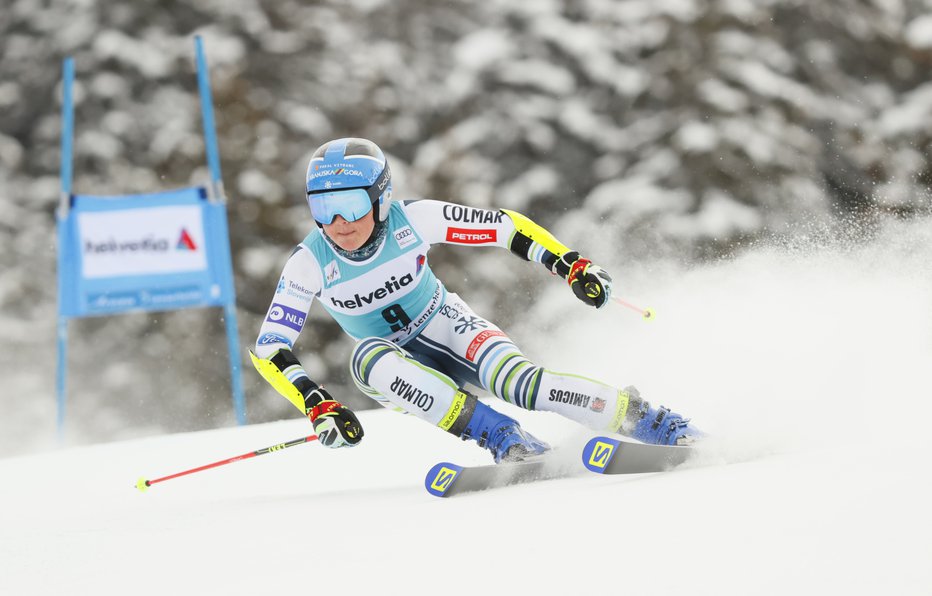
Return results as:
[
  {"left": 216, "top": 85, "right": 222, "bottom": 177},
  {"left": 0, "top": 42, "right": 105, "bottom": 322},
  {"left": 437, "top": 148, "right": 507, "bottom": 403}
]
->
[{"left": 57, "top": 187, "right": 235, "bottom": 318}]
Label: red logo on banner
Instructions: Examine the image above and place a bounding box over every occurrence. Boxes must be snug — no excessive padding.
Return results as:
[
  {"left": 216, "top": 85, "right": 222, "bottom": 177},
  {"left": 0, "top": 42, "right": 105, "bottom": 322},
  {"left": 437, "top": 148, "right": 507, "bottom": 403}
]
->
[
  {"left": 446, "top": 228, "right": 497, "bottom": 244},
  {"left": 466, "top": 330, "right": 506, "bottom": 361},
  {"left": 177, "top": 228, "right": 198, "bottom": 251}
]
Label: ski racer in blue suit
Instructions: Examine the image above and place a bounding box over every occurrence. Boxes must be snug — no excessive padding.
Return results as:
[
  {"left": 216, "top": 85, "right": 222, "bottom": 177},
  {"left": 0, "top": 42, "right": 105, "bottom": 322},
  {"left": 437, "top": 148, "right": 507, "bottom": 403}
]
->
[{"left": 252, "top": 138, "right": 700, "bottom": 462}]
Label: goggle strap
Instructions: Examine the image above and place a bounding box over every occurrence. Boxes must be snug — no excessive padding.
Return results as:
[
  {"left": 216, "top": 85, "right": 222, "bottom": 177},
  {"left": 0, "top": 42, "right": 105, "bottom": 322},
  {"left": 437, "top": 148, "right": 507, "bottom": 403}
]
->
[{"left": 366, "top": 163, "right": 391, "bottom": 203}]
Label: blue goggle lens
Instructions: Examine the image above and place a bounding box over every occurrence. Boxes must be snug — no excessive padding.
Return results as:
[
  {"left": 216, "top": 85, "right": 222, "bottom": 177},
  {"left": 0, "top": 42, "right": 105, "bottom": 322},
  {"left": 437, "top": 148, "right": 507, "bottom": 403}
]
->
[{"left": 307, "top": 188, "right": 373, "bottom": 225}]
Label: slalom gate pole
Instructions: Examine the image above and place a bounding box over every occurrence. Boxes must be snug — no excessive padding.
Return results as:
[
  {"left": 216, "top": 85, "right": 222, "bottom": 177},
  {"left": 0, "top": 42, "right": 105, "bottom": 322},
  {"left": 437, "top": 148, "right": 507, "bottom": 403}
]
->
[
  {"left": 136, "top": 434, "right": 318, "bottom": 492},
  {"left": 611, "top": 296, "right": 656, "bottom": 321}
]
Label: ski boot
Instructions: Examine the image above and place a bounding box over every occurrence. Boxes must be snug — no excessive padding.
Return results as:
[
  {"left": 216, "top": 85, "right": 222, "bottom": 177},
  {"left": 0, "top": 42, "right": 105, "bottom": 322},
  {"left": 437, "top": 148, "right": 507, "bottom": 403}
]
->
[
  {"left": 454, "top": 391, "right": 550, "bottom": 463},
  {"left": 623, "top": 387, "right": 703, "bottom": 446}
]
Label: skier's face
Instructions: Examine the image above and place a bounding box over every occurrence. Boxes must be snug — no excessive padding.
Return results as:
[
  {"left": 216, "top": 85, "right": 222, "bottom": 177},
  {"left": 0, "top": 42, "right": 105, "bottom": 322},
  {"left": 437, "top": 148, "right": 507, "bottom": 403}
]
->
[{"left": 322, "top": 213, "right": 376, "bottom": 251}]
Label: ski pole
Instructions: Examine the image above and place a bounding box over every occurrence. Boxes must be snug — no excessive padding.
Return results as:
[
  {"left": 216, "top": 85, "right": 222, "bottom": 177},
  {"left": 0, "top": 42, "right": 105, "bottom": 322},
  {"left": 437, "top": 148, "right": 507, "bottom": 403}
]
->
[
  {"left": 612, "top": 296, "right": 656, "bottom": 321},
  {"left": 135, "top": 434, "right": 318, "bottom": 492}
]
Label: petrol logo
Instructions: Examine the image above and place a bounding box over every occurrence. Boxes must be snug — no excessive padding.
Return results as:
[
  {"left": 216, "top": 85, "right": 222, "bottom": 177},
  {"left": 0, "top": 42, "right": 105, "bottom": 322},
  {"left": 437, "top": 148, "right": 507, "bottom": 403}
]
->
[{"left": 446, "top": 227, "right": 497, "bottom": 244}]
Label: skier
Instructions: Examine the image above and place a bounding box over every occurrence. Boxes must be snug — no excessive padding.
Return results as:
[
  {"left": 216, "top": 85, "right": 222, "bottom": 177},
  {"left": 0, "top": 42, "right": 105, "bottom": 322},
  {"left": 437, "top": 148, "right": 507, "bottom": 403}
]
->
[{"left": 251, "top": 138, "right": 700, "bottom": 462}]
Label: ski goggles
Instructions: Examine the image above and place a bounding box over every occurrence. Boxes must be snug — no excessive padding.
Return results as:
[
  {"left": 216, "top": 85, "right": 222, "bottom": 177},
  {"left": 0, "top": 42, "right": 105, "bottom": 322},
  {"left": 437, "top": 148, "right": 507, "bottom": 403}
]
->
[{"left": 307, "top": 188, "right": 374, "bottom": 225}]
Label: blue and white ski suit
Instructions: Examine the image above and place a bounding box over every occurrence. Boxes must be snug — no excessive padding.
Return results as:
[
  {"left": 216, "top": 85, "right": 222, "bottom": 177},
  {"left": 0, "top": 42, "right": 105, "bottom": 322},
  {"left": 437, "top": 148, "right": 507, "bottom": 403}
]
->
[{"left": 255, "top": 200, "right": 632, "bottom": 434}]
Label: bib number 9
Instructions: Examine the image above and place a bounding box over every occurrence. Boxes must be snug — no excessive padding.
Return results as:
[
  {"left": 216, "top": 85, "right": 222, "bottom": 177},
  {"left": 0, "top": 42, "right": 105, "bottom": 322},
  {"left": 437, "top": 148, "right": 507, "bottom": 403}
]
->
[{"left": 381, "top": 304, "right": 412, "bottom": 332}]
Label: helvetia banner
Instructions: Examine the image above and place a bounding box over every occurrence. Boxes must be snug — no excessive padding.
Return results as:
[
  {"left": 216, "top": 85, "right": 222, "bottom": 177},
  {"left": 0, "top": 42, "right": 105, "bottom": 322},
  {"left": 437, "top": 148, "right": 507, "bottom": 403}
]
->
[
  {"left": 57, "top": 187, "right": 236, "bottom": 318},
  {"left": 78, "top": 205, "right": 207, "bottom": 279}
]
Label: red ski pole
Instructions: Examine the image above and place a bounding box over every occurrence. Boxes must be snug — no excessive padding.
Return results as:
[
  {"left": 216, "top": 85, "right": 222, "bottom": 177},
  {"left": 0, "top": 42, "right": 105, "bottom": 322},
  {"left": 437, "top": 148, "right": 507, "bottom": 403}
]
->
[
  {"left": 135, "top": 434, "right": 318, "bottom": 491},
  {"left": 612, "top": 296, "right": 656, "bottom": 321}
]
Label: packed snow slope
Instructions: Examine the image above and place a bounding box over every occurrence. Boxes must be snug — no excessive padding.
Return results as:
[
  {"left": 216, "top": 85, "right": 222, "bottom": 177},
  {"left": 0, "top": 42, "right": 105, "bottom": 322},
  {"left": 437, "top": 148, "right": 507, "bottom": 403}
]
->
[{"left": 2, "top": 220, "right": 931, "bottom": 595}]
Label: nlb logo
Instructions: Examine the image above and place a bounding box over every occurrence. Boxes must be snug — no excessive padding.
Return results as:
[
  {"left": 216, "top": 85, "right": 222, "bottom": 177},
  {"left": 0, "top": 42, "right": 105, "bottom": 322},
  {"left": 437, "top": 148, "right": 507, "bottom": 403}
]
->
[
  {"left": 266, "top": 303, "right": 306, "bottom": 332},
  {"left": 430, "top": 467, "right": 458, "bottom": 492},
  {"left": 588, "top": 441, "right": 615, "bottom": 469}
]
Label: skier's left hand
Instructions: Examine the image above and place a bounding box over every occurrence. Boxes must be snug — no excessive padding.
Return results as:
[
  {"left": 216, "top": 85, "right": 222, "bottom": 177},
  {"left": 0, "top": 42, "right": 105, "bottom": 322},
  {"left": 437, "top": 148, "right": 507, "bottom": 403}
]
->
[{"left": 554, "top": 252, "right": 613, "bottom": 309}]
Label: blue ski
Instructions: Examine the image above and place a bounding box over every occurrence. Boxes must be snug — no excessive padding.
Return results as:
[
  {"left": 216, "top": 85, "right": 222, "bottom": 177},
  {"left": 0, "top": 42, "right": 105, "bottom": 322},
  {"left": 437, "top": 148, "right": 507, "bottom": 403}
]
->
[
  {"left": 425, "top": 455, "right": 576, "bottom": 498},
  {"left": 582, "top": 436, "right": 695, "bottom": 475}
]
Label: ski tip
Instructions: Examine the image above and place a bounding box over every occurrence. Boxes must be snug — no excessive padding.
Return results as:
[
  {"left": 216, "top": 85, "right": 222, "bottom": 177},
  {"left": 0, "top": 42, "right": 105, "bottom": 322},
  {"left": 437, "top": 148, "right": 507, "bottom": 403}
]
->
[
  {"left": 582, "top": 437, "right": 622, "bottom": 474},
  {"left": 425, "top": 462, "right": 464, "bottom": 498},
  {"left": 135, "top": 477, "right": 150, "bottom": 492}
]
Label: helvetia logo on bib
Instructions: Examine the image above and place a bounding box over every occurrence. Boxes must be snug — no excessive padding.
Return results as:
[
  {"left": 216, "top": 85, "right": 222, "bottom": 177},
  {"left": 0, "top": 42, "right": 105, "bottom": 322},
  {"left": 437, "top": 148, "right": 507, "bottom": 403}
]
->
[{"left": 176, "top": 228, "right": 198, "bottom": 251}]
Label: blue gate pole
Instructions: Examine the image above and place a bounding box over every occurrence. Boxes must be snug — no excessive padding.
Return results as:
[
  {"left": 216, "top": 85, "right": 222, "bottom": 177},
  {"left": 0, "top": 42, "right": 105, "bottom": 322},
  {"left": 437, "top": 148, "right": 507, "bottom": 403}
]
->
[
  {"left": 195, "top": 35, "right": 224, "bottom": 201},
  {"left": 56, "top": 57, "right": 75, "bottom": 441},
  {"left": 224, "top": 303, "right": 246, "bottom": 425},
  {"left": 195, "top": 36, "right": 246, "bottom": 425},
  {"left": 55, "top": 317, "right": 69, "bottom": 439}
]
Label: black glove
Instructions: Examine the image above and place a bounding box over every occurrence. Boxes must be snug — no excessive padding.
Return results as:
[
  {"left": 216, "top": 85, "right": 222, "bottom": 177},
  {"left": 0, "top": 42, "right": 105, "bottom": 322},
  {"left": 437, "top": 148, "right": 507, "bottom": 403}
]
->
[
  {"left": 552, "top": 251, "right": 613, "bottom": 309},
  {"left": 306, "top": 387, "right": 364, "bottom": 448}
]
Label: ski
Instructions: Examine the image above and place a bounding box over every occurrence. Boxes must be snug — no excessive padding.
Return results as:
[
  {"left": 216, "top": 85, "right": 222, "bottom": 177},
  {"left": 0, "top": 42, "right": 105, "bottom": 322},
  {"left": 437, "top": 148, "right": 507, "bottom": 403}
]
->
[
  {"left": 581, "top": 436, "right": 695, "bottom": 475},
  {"left": 424, "top": 455, "right": 577, "bottom": 498},
  {"left": 424, "top": 437, "right": 694, "bottom": 497}
]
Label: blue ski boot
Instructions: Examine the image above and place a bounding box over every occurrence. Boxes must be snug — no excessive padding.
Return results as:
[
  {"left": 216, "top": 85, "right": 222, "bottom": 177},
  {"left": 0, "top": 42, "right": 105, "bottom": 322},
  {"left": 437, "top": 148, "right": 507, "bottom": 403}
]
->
[
  {"left": 448, "top": 390, "right": 550, "bottom": 463},
  {"left": 622, "top": 387, "right": 703, "bottom": 446}
]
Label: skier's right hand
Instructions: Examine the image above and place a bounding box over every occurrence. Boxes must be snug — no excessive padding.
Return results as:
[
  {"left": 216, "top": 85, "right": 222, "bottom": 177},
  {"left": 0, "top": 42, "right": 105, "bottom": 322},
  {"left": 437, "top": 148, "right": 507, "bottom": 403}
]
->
[{"left": 306, "top": 387, "right": 364, "bottom": 448}]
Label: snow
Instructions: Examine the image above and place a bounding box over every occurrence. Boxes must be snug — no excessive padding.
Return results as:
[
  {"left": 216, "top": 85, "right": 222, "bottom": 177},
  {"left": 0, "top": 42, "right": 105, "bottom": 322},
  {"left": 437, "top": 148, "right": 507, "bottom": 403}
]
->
[
  {"left": 277, "top": 102, "right": 333, "bottom": 137},
  {"left": 236, "top": 168, "right": 285, "bottom": 203},
  {"left": 697, "top": 78, "right": 750, "bottom": 112},
  {"left": 453, "top": 29, "right": 515, "bottom": 71},
  {"left": 586, "top": 175, "right": 691, "bottom": 220},
  {"left": 905, "top": 14, "right": 932, "bottom": 49},
  {"left": 673, "top": 120, "right": 719, "bottom": 153},
  {"left": 2, "top": 409, "right": 928, "bottom": 594},
  {"left": 0, "top": 133, "right": 24, "bottom": 169},
  {"left": 3, "top": 220, "right": 931, "bottom": 595},
  {"left": 92, "top": 30, "right": 175, "bottom": 79},
  {"left": 879, "top": 82, "right": 932, "bottom": 138},
  {"left": 495, "top": 167, "right": 560, "bottom": 211},
  {"left": 663, "top": 190, "right": 763, "bottom": 239},
  {"left": 497, "top": 60, "right": 576, "bottom": 96},
  {"left": 0, "top": 82, "right": 22, "bottom": 108}
]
